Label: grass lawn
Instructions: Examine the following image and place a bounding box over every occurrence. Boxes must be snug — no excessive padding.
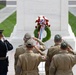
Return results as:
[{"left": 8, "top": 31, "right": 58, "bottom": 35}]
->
[
  {"left": 0, "top": 11, "right": 16, "bottom": 37},
  {"left": 69, "top": 12, "right": 76, "bottom": 36},
  {"left": 0, "top": 4, "right": 5, "bottom": 9}
]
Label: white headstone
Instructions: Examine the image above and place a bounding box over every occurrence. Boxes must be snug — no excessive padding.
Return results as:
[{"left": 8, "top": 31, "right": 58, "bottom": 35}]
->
[{"left": 11, "top": 0, "right": 76, "bottom": 49}]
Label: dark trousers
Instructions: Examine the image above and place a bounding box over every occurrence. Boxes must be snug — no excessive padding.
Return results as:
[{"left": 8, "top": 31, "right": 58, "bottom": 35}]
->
[
  {"left": 0, "top": 73, "right": 7, "bottom": 75},
  {"left": 0, "top": 57, "right": 8, "bottom": 75}
]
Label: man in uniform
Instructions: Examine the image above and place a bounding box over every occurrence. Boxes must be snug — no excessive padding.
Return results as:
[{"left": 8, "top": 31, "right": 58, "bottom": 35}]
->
[
  {"left": 14, "top": 33, "right": 46, "bottom": 73},
  {"left": 0, "top": 30, "right": 13, "bottom": 75},
  {"left": 49, "top": 42, "right": 76, "bottom": 75},
  {"left": 45, "top": 34, "right": 74, "bottom": 75},
  {"left": 45, "top": 34, "right": 62, "bottom": 75},
  {"left": 16, "top": 39, "right": 46, "bottom": 75}
]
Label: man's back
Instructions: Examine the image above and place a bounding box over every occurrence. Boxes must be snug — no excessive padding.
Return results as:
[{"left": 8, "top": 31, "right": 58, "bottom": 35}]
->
[
  {"left": 47, "top": 45, "right": 60, "bottom": 60},
  {"left": 14, "top": 45, "right": 26, "bottom": 71},
  {"left": 49, "top": 50, "right": 76, "bottom": 75},
  {"left": 45, "top": 45, "right": 61, "bottom": 75},
  {"left": 17, "top": 50, "right": 43, "bottom": 75},
  {"left": 15, "top": 45, "right": 26, "bottom": 60}
]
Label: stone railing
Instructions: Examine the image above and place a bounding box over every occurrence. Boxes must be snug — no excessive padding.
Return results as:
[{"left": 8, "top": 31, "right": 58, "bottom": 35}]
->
[
  {"left": 69, "top": 0, "right": 76, "bottom": 7},
  {"left": 6, "top": 0, "right": 16, "bottom": 7}
]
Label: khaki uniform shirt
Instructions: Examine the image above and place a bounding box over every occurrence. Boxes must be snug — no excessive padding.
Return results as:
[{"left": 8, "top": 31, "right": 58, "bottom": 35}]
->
[
  {"left": 16, "top": 50, "right": 45, "bottom": 75},
  {"left": 45, "top": 44, "right": 61, "bottom": 75},
  {"left": 49, "top": 50, "right": 76, "bottom": 75},
  {"left": 33, "top": 38, "right": 46, "bottom": 51},
  {"left": 14, "top": 45, "right": 26, "bottom": 71},
  {"left": 14, "top": 39, "right": 46, "bottom": 74}
]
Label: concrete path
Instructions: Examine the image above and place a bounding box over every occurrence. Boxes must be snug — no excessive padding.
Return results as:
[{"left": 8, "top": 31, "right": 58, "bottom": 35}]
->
[
  {"left": 0, "top": 6, "right": 16, "bottom": 23},
  {"left": 69, "top": 0, "right": 76, "bottom": 16},
  {"left": 69, "top": 7, "right": 76, "bottom": 16}
]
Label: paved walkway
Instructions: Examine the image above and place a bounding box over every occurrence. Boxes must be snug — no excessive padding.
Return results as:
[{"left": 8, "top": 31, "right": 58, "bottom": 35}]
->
[
  {"left": 0, "top": 6, "right": 16, "bottom": 23},
  {"left": 69, "top": 0, "right": 76, "bottom": 16},
  {"left": 69, "top": 7, "right": 76, "bottom": 16}
]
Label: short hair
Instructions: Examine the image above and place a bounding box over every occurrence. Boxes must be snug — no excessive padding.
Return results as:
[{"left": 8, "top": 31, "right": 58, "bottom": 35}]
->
[
  {"left": 23, "top": 33, "right": 31, "bottom": 42},
  {"left": 26, "top": 39, "right": 34, "bottom": 48},
  {"left": 24, "top": 33, "right": 31, "bottom": 39},
  {"left": 61, "top": 42, "right": 68, "bottom": 50},
  {"left": 54, "top": 34, "right": 62, "bottom": 42}
]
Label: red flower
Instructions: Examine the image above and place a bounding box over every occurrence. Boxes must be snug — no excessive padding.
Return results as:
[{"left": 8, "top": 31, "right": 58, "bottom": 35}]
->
[{"left": 35, "top": 15, "right": 51, "bottom": 28}]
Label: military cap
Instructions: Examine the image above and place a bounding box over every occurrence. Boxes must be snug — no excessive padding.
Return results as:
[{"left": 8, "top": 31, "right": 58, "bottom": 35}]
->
[
  {"left": 26, "top": 39, "right": 34, "bottom": 48},
  {"left": 24, "top": 33, "right": 31, "bottom": 39},
  {"left": 0, "top": 30, "right": 4, "bottom": 34},
  {"left": 61, "top": 41, "right": 68, "bottom": 49},
  {"left": 54, "top": 34, "right": 62, "bottom": 42}
]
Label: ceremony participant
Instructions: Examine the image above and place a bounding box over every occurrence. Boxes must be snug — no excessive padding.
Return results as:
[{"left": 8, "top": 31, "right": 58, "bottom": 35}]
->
[
  {"left": 14, "top": 33, "right": 46, "bottom": 74},
  {"left": 16, "top": 39, "right": 46, "bottom": 75},
  {"left": 49, "top": 42, "right": 76, "bottom": 75},
  {"left": 14, "top": 33, "right": 32, "bottom": 69},
  {"left": 0, "top": 30, "right": 13, "bottom": 75},
  {"left": 45, "top": 34, "right": 62, "bottom": 75},
  {"left": 45, "top": 34, "right": 74, "bottom": 75}
]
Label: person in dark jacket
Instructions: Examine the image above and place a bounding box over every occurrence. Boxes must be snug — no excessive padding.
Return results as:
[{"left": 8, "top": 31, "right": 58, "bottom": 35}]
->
[{"left": 0, "top": 30, "right": 13, "bottom": 75}]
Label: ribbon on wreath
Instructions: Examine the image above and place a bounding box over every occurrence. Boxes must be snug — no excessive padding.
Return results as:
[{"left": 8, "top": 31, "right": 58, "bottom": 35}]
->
[
  {"left": 34, "top": 15, "right": 51, "bottom": 44},
  {"left": 35, "top": 15, "right": 50, "bottom": 40}
]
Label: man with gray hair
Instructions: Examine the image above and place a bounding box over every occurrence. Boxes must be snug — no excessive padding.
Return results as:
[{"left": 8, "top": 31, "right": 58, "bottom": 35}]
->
[{"left": 14, "top": 33, "right": 46, "bottom": 74}]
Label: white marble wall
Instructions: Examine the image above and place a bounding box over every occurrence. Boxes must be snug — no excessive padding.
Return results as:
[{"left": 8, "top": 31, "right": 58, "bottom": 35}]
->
[
  {"left": 11, "top": 0, "right": 76, "bottom": 49},
  {"left": 16, "top": 0, "right": 68, "bottom": 32}
]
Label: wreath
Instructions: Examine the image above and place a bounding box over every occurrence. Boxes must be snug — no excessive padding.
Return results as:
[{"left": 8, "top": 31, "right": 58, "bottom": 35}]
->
[{"left": 34, "top": 16, "right": 51, "bottom": 42}]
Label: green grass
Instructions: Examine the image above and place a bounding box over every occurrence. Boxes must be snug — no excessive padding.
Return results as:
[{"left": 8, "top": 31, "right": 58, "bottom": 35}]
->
[
  {"left": 0, "top": 11, "right": 16, "bottom": 37},
  {"left": 0, "top": 4, "right": 5, "bottom": 9},
  {"left": 69, "top": 12, "right": 76, "bottom": 36}
]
